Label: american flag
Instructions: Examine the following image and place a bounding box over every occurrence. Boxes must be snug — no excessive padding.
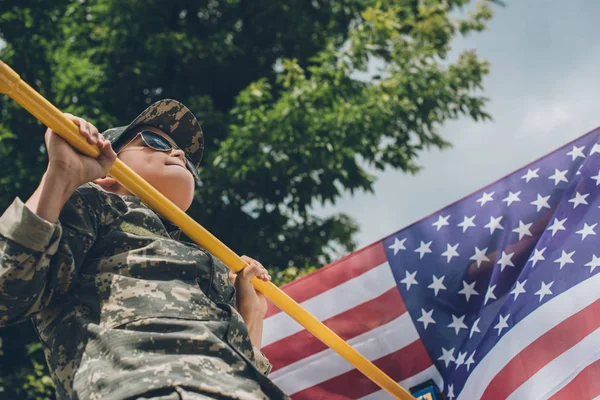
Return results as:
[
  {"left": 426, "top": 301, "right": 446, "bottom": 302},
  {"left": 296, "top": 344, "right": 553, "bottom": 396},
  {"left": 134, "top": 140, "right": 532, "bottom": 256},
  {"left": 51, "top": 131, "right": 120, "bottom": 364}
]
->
[{"left": 262, "top": 127, "right": 600, "bottom": 399}]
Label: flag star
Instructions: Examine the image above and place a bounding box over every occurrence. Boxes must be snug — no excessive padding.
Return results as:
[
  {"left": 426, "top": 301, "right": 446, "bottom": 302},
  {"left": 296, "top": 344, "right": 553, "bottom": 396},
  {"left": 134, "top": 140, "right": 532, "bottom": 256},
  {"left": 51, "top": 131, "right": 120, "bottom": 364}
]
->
[
  {"left": 530, "top": 194, "right": 551, "bottom": 212},
  {"left": 458, "top": 215, "right": 476, "bottom": 232},
  {"left": 388, "top": 237, "right": 407, "bottom": 255},
  {"left": 465, "top": 351, "right": 476, "bottom": 371},
  {"left": 591, "top": 170, "right": 600, "bottom": 186},
  {"left": 554, "top": 250, "right": 575, "bottom": 269},
  {"left": 521, "top": 168, "right": 540, "bottom": 183},
  {"left": 484, "top": 216, "right": 504, "bottom": 234},
  {"left": 476, "top": 191, "right": 495, "bottom": 206},
  {"left": 576, "top": 223, "right": 597, "bottom": 240},
  {"left": 447, "top": 384, "right": 455, "bottom": 400},
  {"left": 442, "top": 243, "right": 460, "bottom": 263},
  {"left": 438, "top": 347, "right": 456, "bottom": 368},
  {"left": 568, "top": 191, "right": 589, "bottom": 208},
  {"left": 547, "top": 217, "right": 567, "bottom": 236},
  {"left": 454, "top": 351, "right": 467, "bottom": 369},
  {"left": 470, "top": 318, "right": 481, "bottom": 338},
  {"left": 512, "top": 220, "right": 533, "bottom": 240},
  {"left": 548, "top": 169, "right": 569, "bottom": 186},
  {"left": 417, "top": 308, "right": 436, "bottom": 330},
  {"left": 458, "top": 280, "right": 479, "bottom": 302},
  {"left": 566, "top": 145, "right": 586, "bottom": 160},
  {"left": 576, "top": 165, "right": 583, "bottom": 176},
  {"left": 529, "top": 247, "right": 546, "bottom": 267},
  {"left": 448, "top": 314, "right": 468, "bottom": 335},
  {"left": 432, "top": 215, "right": 450, "bottom": 231},
  {"left": 400, "top": 270, "right": 418, "bottom": 290},
  {"left": 510, "top": 279, "right": 527, "bottom": 300},
  {"left": 497, "top": 251, "right": 515, "bottom": 272},
  {"left": 494, "top": 313, "right": 510, "bottom": 336},
  {"left": 535, "top": 281, "right": 554, "bottom": 302},
  {"left": 484, "top": 284, "right": 497, "bottom": 305},
  {"left": 502, "top": 191, "right": 522, "bottom": 207},
  {"left": 585, "top": 255, "right": 600, "bottom": 273},
  {"left": 589, "top": 143, "right": 600, "bottom": 156},
  {"left": 470, "top": 246, "right": 490, "bottom": 267},
  {"left": 414, "top": 241, "right": 433, "bottom": 259},
  {"left": 428, "top": 275, "right": 447, "bottom": 296}
]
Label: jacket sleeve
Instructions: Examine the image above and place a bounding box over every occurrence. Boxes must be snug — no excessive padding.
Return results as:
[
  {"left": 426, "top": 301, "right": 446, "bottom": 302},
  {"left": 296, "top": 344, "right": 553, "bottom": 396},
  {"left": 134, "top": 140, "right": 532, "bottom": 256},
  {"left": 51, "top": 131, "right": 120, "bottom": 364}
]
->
[
  {"left": 0, "top": 183, "right": 124, "bottom": 326},
  {"left": 252, "top": 346, "right": 273, "bottom": 375}
]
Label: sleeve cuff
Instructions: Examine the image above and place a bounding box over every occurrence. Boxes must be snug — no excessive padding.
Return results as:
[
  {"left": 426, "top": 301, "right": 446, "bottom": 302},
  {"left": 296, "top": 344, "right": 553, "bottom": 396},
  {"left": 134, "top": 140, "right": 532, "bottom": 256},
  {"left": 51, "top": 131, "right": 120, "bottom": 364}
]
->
[
  {"left": 0, "top": 197, "right": 59, "bottom": 252},
  {"left": 252, "top": 346, "right": 273, "bottom": 375}
]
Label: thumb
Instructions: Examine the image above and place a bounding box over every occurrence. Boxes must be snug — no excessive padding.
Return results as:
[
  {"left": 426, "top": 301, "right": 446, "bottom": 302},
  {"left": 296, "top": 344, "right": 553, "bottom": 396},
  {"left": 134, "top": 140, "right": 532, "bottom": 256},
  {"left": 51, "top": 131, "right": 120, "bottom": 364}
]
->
[{"left": 93, "top": 176, "right": 119, "bottom": 191}]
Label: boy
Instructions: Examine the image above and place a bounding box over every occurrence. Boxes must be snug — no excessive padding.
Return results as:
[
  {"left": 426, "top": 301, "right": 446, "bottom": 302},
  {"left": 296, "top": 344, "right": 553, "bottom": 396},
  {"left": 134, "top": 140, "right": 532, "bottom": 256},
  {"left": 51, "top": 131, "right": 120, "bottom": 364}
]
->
[{"left": 0, "top": 99, "right": 290, "bottom": 399}]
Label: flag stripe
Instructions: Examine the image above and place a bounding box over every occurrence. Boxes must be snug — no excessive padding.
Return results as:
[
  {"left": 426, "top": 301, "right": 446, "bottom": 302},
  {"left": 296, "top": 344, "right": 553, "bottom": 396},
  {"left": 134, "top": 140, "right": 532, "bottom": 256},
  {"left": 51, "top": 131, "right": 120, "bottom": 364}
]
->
[
  {"left": 269, "top": 312, "right": 420, "bottom": 394},
  {"left": 264, "top": 287, "right": 405, "bottom": 372},
  {"left": 507, "top": 327, "right": 600, "bottom": 400},
  {"left": 358, "top": 365, "right": 443, "bottom": 400},
  {"left": 263, "top": 260, "right": 396, "bottom": 346},
  {"left": 481, "top": 297, "right": 600, "bottom": 400},
  {"left": 458, "top": 272, "right": 600, "bottom": 399},
  {"left": 550, "top": 358, "right": 600, "bottom": 400},
  {"left": 291, "top": 340, "right": 432, "bottom": 400},
  {"left": 265, "top": 242, "right": 387, "bottom": 318}
]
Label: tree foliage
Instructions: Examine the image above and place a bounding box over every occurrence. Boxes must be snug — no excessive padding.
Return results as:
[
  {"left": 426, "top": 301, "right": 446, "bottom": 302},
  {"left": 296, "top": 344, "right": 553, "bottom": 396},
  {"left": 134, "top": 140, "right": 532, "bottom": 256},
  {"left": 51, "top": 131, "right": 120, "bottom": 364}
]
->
[{"left": 0, "top": 0, "right": 495, "bottom": 397}]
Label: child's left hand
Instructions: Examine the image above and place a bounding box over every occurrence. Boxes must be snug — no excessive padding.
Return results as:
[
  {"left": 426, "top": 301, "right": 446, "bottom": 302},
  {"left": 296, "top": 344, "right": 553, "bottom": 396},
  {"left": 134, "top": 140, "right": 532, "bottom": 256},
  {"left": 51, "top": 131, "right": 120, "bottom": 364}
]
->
[{"left": 229, "top": 255, "right": 271, "bottom": 327}]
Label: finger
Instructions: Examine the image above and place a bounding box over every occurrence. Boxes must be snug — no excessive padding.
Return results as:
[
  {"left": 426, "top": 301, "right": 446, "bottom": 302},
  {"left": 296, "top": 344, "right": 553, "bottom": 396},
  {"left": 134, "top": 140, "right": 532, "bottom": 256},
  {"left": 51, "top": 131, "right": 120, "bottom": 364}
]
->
[
  {"left": 85, "top": 120, "right": 98, "bottom": 144},
  {"left": 240, "top": 263, "right": 270, "bottom": 282},
  {"left": 64, "top": 113, "right": 80, "bottom": 125},
  {"left": 74, "top": 118, "right": 94, "bottom": 144},
  {"left": 241, "top": 255, "right": 266, "bottom": 271},
  {"left": 240, "top": 255, "right": 252, "bottom": 264},
  {"left": 104, "top": 138, "right": 117, "bottom": 159},
  {"left": 228, "top": 271, "right": 237, "bottom": 285},
  {"left": 43, "top": 127, "right": 56, "bottom": 149},
  {"left": 88, "top": 121, "right": 100, "bottom": 142},
  {"left": 98, "top": 136, "right": 118, "bottom": 168}
]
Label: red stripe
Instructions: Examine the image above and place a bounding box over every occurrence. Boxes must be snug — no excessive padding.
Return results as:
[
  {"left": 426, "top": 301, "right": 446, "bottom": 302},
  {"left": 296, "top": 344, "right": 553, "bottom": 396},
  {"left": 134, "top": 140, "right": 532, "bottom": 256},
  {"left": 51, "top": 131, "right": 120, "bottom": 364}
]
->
[
  {"left": 266, "top": 241, "right": 387, "bottom": 318},
  {"left": 291, "top": 340, "right": 432, "bottom": 399},
  {"left": 481, "top": 298, "right": 600, "bottom": 400},
  {"left": 550, "top": 358, "right": 600, "bottom": 400},
  {"left": 263, "top": 288, "right": 406, "bottom": 371}
]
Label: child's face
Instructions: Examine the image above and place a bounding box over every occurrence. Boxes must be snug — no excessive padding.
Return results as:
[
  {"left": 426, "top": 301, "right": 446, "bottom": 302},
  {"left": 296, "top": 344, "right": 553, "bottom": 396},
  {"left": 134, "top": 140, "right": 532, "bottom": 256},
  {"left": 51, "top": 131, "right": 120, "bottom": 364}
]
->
[{"left": 117, "top": 126, "right": 196, "bottom": 211}]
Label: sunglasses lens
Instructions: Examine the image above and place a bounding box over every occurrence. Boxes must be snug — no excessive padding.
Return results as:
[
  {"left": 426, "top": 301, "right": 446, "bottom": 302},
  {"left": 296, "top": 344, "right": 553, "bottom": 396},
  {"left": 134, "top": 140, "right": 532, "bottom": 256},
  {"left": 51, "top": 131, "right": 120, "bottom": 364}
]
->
[
  {"left": 185, "top": 157, "right": 200, "bottom": 180},
  {"left": 141, "top": 131, "right": 171, "bottom": 151},
  {"left": 141, "top": 131, "right": 200, "bottom": 181}
]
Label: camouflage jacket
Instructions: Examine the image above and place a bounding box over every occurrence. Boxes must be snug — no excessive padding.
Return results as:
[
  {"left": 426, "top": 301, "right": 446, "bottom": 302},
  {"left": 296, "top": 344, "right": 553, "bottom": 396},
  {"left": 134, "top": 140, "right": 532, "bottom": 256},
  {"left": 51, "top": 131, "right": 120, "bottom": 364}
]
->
[{"left": 0, "top": 183, "right": 289, "bottom": 400}]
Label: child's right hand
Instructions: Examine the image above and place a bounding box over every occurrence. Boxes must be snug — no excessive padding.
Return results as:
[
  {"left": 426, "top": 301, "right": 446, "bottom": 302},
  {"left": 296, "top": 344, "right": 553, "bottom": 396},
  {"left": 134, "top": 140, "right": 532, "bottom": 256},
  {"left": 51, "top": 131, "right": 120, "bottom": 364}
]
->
[{"left": 45, "top": 113, "right": 117, "bottom": 189}]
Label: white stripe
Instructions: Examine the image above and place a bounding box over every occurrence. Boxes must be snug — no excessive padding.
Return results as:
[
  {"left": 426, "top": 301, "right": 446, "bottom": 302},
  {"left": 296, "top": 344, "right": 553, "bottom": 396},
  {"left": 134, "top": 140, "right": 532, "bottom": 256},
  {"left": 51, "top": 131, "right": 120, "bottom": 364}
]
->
[
  {"left": 269, "top": 311, "right": 419, "bottom": 395},
  {"left": 508, "top": 327, "right": 600, "bottom": 400},
  {"left": 263, "top": 262, "right": 395, "bottom": 346},
  {"left": 458, "top": 272, "right": 600, "bottom": 400},
  {"left": 358, "top": 365, "right": 444, "bottom": 400}
]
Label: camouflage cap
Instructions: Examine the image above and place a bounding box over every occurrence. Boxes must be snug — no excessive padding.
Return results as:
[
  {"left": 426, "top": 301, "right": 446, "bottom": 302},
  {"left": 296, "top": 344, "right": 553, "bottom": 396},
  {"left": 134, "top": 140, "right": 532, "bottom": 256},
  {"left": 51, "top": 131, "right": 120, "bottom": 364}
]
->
[{"left": 102, "top": 99, "right": 204, "bottom": 169}]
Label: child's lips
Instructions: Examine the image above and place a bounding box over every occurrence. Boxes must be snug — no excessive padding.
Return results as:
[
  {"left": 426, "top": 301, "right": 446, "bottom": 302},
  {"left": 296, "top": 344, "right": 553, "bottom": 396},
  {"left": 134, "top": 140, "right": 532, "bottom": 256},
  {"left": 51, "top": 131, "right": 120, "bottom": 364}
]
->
[{"left": 166, "top": 162, "right": 186, "bottom": 170}]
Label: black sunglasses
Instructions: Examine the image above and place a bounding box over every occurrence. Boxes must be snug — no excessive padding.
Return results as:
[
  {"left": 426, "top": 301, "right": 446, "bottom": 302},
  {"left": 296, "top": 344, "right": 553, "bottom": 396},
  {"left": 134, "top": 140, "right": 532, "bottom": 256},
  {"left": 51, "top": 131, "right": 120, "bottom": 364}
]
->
[{"left": 118, "top": 130, "right": 200, "bottom": 181}]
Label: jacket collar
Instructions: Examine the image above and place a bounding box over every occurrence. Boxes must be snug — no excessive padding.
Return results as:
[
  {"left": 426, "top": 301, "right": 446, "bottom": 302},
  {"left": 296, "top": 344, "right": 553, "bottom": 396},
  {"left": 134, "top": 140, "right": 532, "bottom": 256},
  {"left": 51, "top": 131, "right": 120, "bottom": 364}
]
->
[{"left": 120, "top": 194, "right": 182, "bottom": 240}]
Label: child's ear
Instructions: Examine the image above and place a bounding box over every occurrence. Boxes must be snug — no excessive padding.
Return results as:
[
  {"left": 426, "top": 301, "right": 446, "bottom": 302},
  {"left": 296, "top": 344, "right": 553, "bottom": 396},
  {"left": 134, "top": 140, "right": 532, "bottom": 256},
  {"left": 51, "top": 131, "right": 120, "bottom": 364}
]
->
[{"left": 93, "top": 176, "right": 120, "bottom": 192}]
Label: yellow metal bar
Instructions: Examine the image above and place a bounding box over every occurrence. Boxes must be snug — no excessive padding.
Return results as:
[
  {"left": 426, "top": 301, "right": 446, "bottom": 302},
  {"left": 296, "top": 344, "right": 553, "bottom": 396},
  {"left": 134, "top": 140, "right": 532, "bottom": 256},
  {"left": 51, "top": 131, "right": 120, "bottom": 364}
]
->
[{"left": 0, "top": 60, "right": 414, "bottom": 400}]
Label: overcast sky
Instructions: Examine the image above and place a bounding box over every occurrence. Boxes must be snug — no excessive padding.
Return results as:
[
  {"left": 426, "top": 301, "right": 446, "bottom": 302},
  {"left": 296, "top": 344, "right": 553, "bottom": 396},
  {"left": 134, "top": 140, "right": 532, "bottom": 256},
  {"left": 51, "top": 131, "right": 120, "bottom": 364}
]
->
[{"left": 315, "top": 0, "right": 600, "bottom": 251}]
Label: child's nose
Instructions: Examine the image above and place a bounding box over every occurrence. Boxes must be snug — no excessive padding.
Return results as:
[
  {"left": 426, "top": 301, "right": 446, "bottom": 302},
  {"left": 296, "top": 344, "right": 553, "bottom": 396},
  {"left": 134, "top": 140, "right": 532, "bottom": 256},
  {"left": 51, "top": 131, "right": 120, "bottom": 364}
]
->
[{"left": 170, "top": 147, "right": 185, "bottom": 160}]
